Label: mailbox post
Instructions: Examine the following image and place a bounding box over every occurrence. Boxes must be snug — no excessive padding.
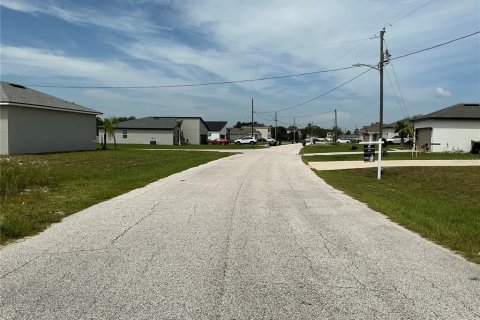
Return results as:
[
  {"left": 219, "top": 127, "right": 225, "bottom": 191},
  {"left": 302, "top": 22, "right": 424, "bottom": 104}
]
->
[{"left": 360, "top": 139, "right": 384, "bottom": 180}]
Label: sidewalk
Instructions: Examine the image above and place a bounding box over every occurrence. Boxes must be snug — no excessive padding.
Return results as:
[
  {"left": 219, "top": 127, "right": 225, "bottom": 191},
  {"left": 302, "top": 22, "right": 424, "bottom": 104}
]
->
[{"left": 309, "top": 159, "right": 480, "bottom": 170}]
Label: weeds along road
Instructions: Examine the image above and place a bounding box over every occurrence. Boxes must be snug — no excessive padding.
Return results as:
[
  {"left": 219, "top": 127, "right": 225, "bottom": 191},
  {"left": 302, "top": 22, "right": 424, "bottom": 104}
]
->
[{"left": 1, "top": 144, "right": 479, "bottom": 319}]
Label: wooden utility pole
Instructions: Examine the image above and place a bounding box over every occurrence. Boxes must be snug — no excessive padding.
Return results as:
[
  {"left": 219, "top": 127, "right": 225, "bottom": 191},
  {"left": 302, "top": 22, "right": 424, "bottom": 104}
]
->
[
  {"left": 334, "top": 109, "right": 338, "bottom": 143},
  {"left": 274, "top": 111, "right": 278, "bottom": 141},
  {"left": 379, "top": 28, "right": 385, "bottom": 142},
  {"left": 293, "top": 117, "right": 296, "bottom": 142},
  {"left": 251, "top": 98, "right": 254, "bottom": 138}
]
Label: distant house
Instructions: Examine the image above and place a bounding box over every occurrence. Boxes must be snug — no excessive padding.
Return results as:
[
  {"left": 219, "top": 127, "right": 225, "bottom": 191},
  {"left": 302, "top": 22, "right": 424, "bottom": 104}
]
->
[
  {"left": 227, "top": 127, "right": 261, "bottom": 141},
  {"left": 241, "top": 124, "right": 271, "bottom": 139},
  {"left": 412, "top": 103, "right": 480, "bottom": 152},
  {"left": 0, "top": 81, "right": 101, "bottom": 155},
  {"left": 360, "top": 122, "right": 395, "bottom": 142},
  {"left": 205, "top": 121, "right": 228, "bottom": 140},
  {"left": 100, "top": 116, "right": 211, "bottom": 145}
]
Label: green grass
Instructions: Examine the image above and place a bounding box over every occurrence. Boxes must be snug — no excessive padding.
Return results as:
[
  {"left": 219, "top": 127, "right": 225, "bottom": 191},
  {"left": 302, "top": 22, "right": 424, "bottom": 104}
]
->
[
  {"left": 300, "top": 143, "right": 356, "bottom": 154},
  {"left": 0, "top": 149, "right": 232, "bottom": 244},
  {"left": 315, "top": 167, "right": 480, "bottom": 263},
  {"left": 104, "top": 143, "right": 267, "bottom": 150},
  {"left": 303, "top": 152, "right": 480, "bottom": 163}
]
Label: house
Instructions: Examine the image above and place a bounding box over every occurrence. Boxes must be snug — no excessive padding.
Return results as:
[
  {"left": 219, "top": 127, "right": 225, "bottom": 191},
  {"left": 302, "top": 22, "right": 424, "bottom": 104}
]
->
[
  {"left": 412, "top": 103, "right": 480, "bottom": 152},
  {"left": 360, "top": 122, "right": 395, "bottom": 142},
  {"left": 100, "top": 116, "right": 210, "bottom": 145},
  {"left": 205, "top": 121, "right": 228, "bottom": 140},
  {"left": 241, "top": 124, "right": 271, "bottom": 139},
  {"left": 227, "top": 127, "right": 261, "bottom": 141},
  {"left": 0, "top": 81, "right": 101, "bottom": 155}
]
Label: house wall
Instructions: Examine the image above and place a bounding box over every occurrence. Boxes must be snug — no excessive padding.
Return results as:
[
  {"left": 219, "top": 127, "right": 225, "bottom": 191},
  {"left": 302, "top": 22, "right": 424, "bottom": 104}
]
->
[
  {"left": 414, "top": 119, "right": 480, "bottom": 152},
  {"left": 3, "top": 105, "right": 97, "bottom": 155},
  {"left": 0, "top": 106, "right": 8, "bottom": 154},
  {"left": 100, "top": 129, "right": 174, "bottom": 145},
  {"left": 178, "top": 118, "right": 208, "bottom": 144},
  {"left": 208, "top": 125, "right": 227, "bottom": 140}
]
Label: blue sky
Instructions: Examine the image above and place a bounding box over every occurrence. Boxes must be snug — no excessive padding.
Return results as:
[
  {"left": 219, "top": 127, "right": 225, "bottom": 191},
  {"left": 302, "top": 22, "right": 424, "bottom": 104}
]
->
[{"left": 1, "top": 0, "right": 479, "bottom": 131}]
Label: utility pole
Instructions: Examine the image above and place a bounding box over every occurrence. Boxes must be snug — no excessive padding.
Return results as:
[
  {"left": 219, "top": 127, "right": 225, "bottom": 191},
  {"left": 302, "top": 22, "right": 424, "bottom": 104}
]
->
[
  {"left": 274, "top": 112, "right": 278, "bottom": 141},
  {"left": 334, "top": 109, "right": 338, "bottom": 143},
  {"left": 251, "top": 98, "right": 254, "bottom": 138},
  {"left": 293, "top": 117, "right": 296, "bottom": 143},
  {"left": 352, "top": 28, "right": 389, "bottom": 144},
  {"left": 379, "top": 28, "right": 385, "bottom": 142}
]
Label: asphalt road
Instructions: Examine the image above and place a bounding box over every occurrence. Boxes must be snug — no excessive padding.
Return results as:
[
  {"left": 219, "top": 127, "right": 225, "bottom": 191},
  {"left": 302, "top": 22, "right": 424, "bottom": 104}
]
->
[{"left": 1, "top": 144, "right": 479, "bottom": 319}]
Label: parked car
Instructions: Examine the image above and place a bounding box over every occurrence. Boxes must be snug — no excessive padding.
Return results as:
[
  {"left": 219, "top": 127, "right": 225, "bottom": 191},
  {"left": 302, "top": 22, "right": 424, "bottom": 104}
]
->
[
  {"left": 234, "top": 136, "right": 257, "bottom": 145},
  {"left": 337, "top": 138, "right": 351, "bottom": 143},
  {"left": 208, "top": 138, "right": 229, "bottom": 145},
  {"left": 265, "top": 138, "right": 276, "bottom": 142},
  {"left": 387, "top": 135, "right": 410, "bottom": 144}
]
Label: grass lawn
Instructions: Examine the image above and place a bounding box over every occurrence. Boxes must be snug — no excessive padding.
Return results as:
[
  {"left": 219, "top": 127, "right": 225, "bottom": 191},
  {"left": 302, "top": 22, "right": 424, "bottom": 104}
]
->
[
  {"left": 315, "top": 167, "right": 480, "bottom": 264},
  {"left": 0, "top": 149, "right": 233, "bottom": 244},
  {"left": 303, "top": 151, "right": 480, "bottom": 163},
  {"left": 107, "top": 143, "right": 268, "bottom": 150}
]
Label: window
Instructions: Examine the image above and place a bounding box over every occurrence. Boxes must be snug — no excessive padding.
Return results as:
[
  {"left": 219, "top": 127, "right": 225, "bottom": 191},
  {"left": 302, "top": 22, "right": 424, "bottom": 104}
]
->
[{"left": 122, "top": 129, "right": 127, "bottom": 139}]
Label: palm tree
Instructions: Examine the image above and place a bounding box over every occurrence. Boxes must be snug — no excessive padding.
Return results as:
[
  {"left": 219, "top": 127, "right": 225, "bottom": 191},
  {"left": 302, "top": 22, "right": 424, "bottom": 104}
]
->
[
  {"left": 395, "top": 119, "right": 413, "bottom": 146},
  {"left": 102, "top": 118, "right": 116, "bottom": 150}
]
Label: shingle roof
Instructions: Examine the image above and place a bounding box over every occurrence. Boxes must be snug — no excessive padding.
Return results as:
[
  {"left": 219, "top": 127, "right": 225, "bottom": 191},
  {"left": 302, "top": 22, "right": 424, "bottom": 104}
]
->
[
  {"left": 413, "top": 103, "right": 480, "bottom": 121},
  {"left": 113, "top": 117, "right": 178, "bottom": 129},
  {"left": 0, "top": 81, "right": 100, "bottom": 114},
  {"left": 205, "top": 121, "right": 227, "bottom": 131}
]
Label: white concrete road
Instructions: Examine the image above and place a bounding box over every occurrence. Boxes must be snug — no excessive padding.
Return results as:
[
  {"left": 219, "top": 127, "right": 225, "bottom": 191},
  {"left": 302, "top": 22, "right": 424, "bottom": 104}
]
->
[{"left": 1, "top": 144, "right": 479, "bottom": 319}]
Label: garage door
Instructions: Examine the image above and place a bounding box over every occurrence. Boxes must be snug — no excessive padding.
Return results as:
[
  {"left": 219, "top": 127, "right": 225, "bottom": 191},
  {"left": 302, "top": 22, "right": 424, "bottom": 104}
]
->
[{"left": 416, "top": 128, "right": 432, "bottom": 149}]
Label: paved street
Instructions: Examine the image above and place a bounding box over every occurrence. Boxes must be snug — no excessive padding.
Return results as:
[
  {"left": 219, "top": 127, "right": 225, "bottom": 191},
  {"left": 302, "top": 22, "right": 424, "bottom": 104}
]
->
[{"left": 1, "top": 144, "right": 479, "bottom": 319}]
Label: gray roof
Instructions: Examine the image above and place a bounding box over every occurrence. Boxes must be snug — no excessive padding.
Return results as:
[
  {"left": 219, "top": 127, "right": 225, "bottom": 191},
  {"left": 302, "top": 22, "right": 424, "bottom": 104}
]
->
[
  {"left": 0, "top": 81, "right": 100, "bottom": 114},
  {"left": 413, "top": 103, "right": 480, "bottom": 121},
  {"left": 113, "top": 117, "right": 178, "bottom": 129},
  {"left": 205, "top": 121, "right": 227, "bottom": 131}
]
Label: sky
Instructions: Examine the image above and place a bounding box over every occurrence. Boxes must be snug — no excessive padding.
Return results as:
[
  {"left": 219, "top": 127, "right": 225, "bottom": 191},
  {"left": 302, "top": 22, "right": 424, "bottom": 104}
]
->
[{"left": 1, "top": 0, "right": 479, "bottom": 131}]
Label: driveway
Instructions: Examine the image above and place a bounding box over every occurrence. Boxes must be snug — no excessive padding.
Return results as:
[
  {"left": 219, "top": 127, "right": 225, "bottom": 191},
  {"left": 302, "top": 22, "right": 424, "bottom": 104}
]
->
[{"left": 1, "top": 144, "right": 479, "bottom": 319}]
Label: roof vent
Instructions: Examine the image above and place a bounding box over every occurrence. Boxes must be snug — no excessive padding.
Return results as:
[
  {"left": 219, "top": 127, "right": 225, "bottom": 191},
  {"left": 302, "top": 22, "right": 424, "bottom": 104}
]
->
[
  {"left": 9, "top": 83, "right": 26, "bottom": 89},
  {"left": 464, "top": 104, "right": 479, "bottom": 107}
]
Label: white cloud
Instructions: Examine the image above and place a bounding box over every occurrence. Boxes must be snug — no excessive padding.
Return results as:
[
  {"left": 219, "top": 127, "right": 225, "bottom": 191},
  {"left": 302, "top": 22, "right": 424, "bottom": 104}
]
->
[{"left": 435, "top": 87, "right": 451, "bottom": 97}]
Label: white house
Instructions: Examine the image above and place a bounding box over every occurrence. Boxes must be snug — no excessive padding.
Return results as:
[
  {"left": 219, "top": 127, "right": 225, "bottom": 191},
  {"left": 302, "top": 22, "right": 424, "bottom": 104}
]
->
[
  {"left": 413, "top": 103, "right": 480, "bottom": 152},
  {"left": 100, "top": 116, "right": 210, "bottom": 145},
  {"left": 0, "top": 81, "right": 101, "bottom": 155},
  {"left": 205, "top": 121, "right": 227, "bottom": 140}
]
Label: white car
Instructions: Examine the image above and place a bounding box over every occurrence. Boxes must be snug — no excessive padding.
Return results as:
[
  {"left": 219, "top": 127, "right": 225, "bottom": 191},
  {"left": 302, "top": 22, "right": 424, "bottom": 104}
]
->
[
  {"left": 265, "top": 138, "right": 276, "bottom": 142},
  {"left": 337, "top": 138, "right": 351, "bottom": 143},
  {"left": 234, "top": 136, "right": 257, "bottom": 145},
  {"left": 387, "top": 135, "right": 410, "bottom": 144}
]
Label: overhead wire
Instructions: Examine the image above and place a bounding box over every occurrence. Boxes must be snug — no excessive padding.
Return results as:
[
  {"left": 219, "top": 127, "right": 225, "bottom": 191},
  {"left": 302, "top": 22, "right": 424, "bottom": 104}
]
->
[
  {"left": 261, "top": 68, "right": 372, "bottom": 113},
  {"left": 389, "top": 61, "right": 410, "bottom": 118},
  {"left": 24, "top": 66, "right": 357, "bottom": 89},
  {"left": 385, "top": 68, "right": 407, "bottom": 119},
  {"left": 390, "top": 31, "right": 480, "bottom": 61}
]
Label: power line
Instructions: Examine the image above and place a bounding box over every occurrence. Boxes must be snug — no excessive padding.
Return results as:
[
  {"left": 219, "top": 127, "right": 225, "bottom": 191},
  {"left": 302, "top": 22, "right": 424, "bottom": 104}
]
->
[
  {"left": 385, "top": 68, "right": 407, "bottom": 119},
  {"left": 389, "top": 61, "right": 410, "bottom": 118},
  {"left": 290, "top": 110, "right": 334, "bottom": 118},
  {"left": 391, "top": 31, "right": 480, "bottom": 61},
  {"left": 24, "top": 66, "right": 357, "bottom": 89},
  {"left": 389, "top": 0, "right": 436, "bottom": 26},
  {"left": 263, "top": 68, "right": 372, "bottom": 113}
]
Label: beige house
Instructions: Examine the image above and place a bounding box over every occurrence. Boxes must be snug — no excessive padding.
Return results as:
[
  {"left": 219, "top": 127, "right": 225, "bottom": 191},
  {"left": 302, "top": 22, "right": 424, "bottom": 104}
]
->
[
  {"left": 100, "top": 116, "right": 210, "bottom": 145},
  {"left": 0, "top": 81, "right": 101, "bottom": 155},
  {"left": 360, "top": 122, "right": 396, "bottom": 142}
]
